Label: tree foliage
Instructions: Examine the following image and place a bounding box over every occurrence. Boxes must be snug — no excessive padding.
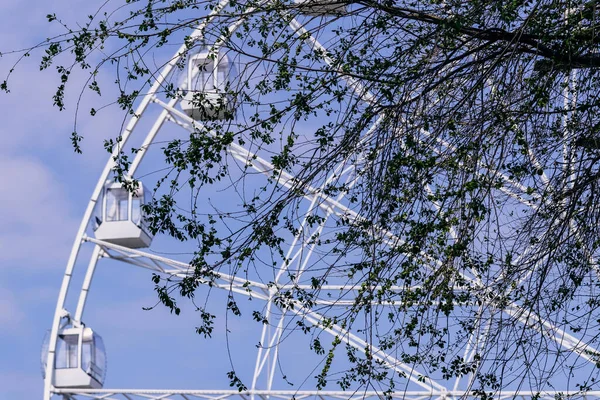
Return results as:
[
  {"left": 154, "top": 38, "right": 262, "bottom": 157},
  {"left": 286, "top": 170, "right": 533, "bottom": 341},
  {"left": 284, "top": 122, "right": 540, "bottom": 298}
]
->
[{"left": 6, "top": 0, "right": 600, "bottom": 397}]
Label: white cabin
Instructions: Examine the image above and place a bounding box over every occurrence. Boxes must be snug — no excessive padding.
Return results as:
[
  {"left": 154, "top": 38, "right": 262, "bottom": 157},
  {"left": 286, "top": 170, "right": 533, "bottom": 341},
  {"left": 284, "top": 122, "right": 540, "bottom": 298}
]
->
[
  {"left": 181, "top": 49, "right": 237, "bottom": 121},
  {"left": 93, "top": 181, "right": 153, "bottom": 248},
  {"left": 42, "top": 327, "right": 106, "bottom": 389}
]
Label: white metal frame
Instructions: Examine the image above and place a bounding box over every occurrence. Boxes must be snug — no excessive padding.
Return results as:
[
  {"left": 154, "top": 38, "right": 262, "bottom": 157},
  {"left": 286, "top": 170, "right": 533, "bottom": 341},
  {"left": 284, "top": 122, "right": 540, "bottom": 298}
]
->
[
  {"left": 53, "top": 389, "right": 600, "bottom": 400},
  {"left": 43, "top": 3, "right": 598, "bottom": 400}
]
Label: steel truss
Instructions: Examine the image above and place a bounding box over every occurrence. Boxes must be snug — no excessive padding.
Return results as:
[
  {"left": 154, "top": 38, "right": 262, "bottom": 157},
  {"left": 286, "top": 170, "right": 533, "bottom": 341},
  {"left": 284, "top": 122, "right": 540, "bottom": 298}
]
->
[
  {"left": 54, "top": 235, "right": 600, "bottom": 400},
  {"left": 53, "top": 389, "right": 600, "bottom": 400},
  {"left": 43, "top": 2, "right": 599, "bottom": 400},
  {"left": 146, "top": 101, "right": 600, "bottom": 366},
  {"left": 85, "top": 236, "right": 419, "bottom": 306}
]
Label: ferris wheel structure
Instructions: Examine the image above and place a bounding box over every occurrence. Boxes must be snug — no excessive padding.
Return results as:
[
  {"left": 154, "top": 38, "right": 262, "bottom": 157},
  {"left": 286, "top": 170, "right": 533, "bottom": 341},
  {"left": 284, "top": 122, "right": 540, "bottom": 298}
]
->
[{"left": 41, "top": 1, "right": 600, "bottom": 399}]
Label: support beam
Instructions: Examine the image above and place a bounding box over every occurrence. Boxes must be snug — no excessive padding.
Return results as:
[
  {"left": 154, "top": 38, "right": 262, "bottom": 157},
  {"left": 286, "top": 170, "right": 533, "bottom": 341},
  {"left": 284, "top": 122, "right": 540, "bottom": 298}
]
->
[{"left": 53, "top": 388, "right": 600, "bottom": 400}]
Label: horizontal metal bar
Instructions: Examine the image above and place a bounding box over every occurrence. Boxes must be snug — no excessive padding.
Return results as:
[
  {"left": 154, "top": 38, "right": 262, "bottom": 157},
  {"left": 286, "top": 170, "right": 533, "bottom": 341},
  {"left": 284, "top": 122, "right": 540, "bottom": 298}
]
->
[{"left": 54, "top": 388, "right": 600, "bottom": 399}]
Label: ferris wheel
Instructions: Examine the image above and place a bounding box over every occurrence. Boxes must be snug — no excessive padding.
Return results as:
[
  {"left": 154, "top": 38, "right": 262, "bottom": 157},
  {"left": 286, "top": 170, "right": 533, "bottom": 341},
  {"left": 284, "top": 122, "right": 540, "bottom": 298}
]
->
[{"left": 40, "top": 1, "right": 600, "bottom": 399}]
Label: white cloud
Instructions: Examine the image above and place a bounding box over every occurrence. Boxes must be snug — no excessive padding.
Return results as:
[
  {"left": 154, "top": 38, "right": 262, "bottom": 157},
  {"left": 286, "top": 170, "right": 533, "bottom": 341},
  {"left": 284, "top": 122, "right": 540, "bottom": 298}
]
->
[
  {"left": 0, "top": 287, "right": 26, "bottom": 332},
  {"left": 0, "top": 156, "right": 78, "bottom": 267},
  {"left": 0, "top": 371, "right": 42, "bottom": 399}
]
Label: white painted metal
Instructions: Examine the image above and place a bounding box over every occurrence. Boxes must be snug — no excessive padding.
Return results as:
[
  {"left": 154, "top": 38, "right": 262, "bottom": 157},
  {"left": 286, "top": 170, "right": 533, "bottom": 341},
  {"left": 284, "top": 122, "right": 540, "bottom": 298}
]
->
[
  {"left": 82, "top": 236, "right": 431, "bottom": 299},
  {"left": 73, "top": 246, "right": 102, "bottom": 324},
  {"left": 52, "top": 389, "right": 600, "bottom": 400}
]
